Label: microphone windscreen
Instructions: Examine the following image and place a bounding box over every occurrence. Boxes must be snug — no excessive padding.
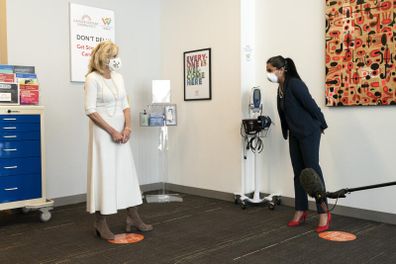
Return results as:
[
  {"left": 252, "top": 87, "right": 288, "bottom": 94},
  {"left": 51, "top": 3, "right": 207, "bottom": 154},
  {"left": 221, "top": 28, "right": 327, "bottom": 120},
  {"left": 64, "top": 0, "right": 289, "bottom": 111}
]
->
[{"left": 300, "top": 168, "right": 325, "bottom": 198}]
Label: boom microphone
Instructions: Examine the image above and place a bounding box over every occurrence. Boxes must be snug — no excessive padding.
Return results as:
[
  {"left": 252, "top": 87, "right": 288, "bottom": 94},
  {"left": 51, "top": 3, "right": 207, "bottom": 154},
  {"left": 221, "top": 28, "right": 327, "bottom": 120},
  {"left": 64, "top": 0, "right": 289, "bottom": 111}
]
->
[
  {"left": 300, "top": 169, "right": 396, "bottom": 212},
  {"left": 326, "top": 181, "right": 396, "bottom": 199},
  {"left": 300, "top": 168, "right": 326, "bottom": 202}
]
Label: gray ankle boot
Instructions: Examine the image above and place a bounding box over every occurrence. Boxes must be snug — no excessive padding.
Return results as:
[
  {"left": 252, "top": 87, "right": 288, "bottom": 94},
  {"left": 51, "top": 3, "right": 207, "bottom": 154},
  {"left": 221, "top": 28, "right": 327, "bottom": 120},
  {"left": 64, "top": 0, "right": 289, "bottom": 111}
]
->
[
  {"left": 94, "top": 212, "right": 115, "bottom": 240},
  {"left": 126, "top": 207, "right": 153, "bottom": 232}
]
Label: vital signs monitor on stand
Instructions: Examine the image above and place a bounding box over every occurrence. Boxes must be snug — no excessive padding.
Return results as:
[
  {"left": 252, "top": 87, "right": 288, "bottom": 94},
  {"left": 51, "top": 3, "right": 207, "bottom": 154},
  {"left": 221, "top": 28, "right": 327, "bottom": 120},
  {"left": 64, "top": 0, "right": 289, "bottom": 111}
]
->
[{"left": 234, "top": 87, "right": 281, "bottom": 209}]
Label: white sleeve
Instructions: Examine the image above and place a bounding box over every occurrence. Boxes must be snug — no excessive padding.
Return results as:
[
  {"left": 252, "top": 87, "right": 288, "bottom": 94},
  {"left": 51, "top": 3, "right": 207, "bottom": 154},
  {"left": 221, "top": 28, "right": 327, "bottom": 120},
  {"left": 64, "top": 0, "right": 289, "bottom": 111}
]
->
[
  {"left": 122, "top": 95, "right": 130, "bottom": 110},
  {"left": 84, "top": 75, "right": 98, "bottom": 115},
  {"left": 119, "top": 75, "right": 130, "bottom": 110}
]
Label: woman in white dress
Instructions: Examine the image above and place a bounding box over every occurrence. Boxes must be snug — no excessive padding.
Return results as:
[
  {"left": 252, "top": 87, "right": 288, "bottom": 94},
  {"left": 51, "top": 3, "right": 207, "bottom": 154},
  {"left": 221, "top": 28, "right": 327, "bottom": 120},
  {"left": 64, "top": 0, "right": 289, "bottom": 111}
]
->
[{"left": 84, "top": 41, "right": 153, "bottom": 240}]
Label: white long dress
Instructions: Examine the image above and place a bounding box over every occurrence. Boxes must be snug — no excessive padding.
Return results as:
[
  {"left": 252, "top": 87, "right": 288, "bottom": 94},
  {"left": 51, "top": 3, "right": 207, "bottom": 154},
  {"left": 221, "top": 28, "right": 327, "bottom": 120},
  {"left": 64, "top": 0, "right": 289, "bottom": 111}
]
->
[{"left": 84, "top": 71, "right": 142, "bottom": 215}]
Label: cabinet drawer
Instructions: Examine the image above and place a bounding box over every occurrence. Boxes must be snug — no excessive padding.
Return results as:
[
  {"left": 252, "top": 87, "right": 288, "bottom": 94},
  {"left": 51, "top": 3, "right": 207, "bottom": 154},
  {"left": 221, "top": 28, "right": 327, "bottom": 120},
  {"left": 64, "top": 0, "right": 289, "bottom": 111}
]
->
[
  {"left": 0, "top": 141, "right": 40, "bottom": 158},
  {"left": 0, "top": 174, "right": 41, "bottom": 203},
  {"left": 0, "top": 123, "right": 40, "bottom": 132},
  {"left": 0, "top": 131, "right": 40, "bottom": 141},
  {"left": 0, "top": 115, "right": 40, "bottom": 124},
  {"left": 0, "top": 157, "right": 41, "bottom": 176}
]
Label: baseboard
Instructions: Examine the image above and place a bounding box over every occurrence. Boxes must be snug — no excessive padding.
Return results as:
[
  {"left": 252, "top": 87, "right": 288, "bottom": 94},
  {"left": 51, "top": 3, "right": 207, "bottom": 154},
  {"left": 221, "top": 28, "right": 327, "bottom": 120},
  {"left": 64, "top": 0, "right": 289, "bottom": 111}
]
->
[
  {"left": 52, "top": 183, "right": 396, "bottom": 225},
  {"left": 53, "top": 194, "right": 86, "bottom": 207},
  {"left": 141, "top": 182, "right": 163, "bottom": 193},
  {"left": 165, "top": 183, "right": 235, "bottom": 201}
]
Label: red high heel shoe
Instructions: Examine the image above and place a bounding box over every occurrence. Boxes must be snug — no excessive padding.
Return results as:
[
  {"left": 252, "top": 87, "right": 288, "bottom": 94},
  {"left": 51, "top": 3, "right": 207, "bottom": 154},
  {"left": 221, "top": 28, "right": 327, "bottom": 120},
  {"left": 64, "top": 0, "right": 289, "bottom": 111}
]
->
[
  {"left": 316, "top": 212, "right": 331, "bottom": 233},
  {"left": 287, "top": 211, "right": 307, "bottom": 227}
]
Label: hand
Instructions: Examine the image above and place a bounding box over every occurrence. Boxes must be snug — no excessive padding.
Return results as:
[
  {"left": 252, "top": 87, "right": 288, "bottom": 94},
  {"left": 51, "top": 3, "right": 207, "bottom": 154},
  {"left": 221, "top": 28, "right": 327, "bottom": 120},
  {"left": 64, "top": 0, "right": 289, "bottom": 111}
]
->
[
  {"left": 111, "top": 130, "right": 124, "bottom": 144},
  {"left": 121, "top": 127, "right": 131, "bottom": 143}
]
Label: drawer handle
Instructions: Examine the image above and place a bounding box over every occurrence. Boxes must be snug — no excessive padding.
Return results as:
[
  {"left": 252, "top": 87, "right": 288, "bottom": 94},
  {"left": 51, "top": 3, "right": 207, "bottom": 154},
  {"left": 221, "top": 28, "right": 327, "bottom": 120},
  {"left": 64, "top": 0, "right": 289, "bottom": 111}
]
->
[
  {"left": 4, "top": 165, "right": 18, "bottom": 169},
  {"left": 2, "top": 118, "right": 16, "bottom": 121},
  {"left": 7, "top": 110, "right": 20, "bottom": 113},
  {"left": 4, "top": 187, "right": 18, "bottom": 191},
  {"left": 3, "top": 148, "right": 17, "bottom": 152},
  {"left": 3, "top": 127, "right": 16, "bottom": 130},
  {"left": 3, "top": 135, "right": 17, "bottom": 139}
]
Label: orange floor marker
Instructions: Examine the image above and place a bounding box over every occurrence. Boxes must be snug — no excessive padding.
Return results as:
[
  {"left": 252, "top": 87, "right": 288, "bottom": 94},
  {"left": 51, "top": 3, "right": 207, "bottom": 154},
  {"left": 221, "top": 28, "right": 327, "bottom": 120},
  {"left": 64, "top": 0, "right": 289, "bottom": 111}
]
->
[
  {"left": 319, "top": 231, "right": 357, "bottom": 242},
  {"left": 108, "top": 233, "right": 144, "bottom": 244}
]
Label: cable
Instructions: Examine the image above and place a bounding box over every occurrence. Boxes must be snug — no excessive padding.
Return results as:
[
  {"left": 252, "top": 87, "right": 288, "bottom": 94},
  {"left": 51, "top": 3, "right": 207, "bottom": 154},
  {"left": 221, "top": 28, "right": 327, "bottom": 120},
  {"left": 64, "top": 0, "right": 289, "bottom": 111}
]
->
[
  {"left": 240, "top": 122, "right": 271, "bottom": 154},
  {"left": 249, "top": 135, "right": 263, "bottom": 153},
  {"left": 328, "top": 198, "right": 339, "bottom": 212}
]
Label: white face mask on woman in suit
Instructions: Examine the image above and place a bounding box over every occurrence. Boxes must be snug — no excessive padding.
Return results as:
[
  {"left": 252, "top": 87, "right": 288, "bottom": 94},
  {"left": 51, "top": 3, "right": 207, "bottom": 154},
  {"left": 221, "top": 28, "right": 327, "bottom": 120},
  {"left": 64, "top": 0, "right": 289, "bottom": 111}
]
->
[
  {"left": 266, "top": 62, "right": 286, "bottom": 84},
  {"left": 267, "top": 72, "right": 279, "bottom": 83}
]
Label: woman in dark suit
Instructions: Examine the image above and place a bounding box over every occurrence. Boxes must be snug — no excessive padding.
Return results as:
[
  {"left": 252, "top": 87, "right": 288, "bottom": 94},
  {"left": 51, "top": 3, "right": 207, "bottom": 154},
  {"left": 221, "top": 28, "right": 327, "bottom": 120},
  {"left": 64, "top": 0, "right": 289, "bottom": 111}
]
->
[{"left": 266, "top": 55, "right": 330, "bottom": 233}]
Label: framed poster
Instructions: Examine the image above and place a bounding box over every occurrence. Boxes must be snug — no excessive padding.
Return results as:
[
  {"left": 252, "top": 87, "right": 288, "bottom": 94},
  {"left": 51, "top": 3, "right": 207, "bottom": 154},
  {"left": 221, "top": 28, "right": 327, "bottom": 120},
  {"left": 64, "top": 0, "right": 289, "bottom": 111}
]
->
[
  {"left": 69, "top": 3, "right": 115, "bottom": 82},
  {"left": 184, "top": 48, "right": 211, "bottom": 101}
]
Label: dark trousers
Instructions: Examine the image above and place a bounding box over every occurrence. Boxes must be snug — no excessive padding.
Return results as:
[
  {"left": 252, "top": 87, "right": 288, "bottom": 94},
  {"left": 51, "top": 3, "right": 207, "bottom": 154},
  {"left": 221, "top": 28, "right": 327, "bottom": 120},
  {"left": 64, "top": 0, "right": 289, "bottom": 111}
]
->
[{"left": 288, "top": 131, "right": 327, "bottom": 214}]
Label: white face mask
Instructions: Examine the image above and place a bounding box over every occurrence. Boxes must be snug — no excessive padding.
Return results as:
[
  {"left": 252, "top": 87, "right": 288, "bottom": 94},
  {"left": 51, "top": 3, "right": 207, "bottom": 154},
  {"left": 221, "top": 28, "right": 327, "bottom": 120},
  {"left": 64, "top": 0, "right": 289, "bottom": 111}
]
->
[
  {"left": 108, "top": 57, "right": 122, "bottom": 71},
  {"left": 267, "top": 72, "right": 278, "bottom": 83}
]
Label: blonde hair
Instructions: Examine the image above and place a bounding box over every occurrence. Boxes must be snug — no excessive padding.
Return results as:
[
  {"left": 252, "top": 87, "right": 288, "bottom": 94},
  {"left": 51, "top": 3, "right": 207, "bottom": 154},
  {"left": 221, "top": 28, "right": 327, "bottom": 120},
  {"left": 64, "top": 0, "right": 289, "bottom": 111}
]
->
[{"left": 86, "top": 40, "right": 119, "bottom": 76}]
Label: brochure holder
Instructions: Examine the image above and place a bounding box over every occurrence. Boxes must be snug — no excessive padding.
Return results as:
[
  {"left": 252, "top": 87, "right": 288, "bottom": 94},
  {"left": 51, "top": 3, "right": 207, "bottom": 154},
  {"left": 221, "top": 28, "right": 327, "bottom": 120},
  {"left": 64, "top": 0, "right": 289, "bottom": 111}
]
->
[{"left": 143, "top": 103, "right": 183, "bottom": 203}]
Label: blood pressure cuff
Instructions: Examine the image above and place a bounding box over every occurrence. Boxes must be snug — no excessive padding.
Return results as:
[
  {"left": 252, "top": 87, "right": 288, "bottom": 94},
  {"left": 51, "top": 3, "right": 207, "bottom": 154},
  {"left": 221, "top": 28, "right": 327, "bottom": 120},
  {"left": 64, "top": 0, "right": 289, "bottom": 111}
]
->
[
  {"left": 258, "top": 115, "right": 271, "bottom": 129},
  {"left": 242, "top": 116, "right": 271, "bottom": 135},
  {"left": 242, "top": 118, "right": 261, "bottom": 135}
]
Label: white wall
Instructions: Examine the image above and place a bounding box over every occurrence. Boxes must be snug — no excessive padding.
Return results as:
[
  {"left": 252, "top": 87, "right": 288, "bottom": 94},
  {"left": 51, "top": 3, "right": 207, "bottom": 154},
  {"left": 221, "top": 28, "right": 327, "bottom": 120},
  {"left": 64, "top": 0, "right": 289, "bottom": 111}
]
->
[
  {"left": 160, "top": 0, "right": 242, "bottom": 193},
  {"left": 255, "top": 0, "right": 396, "bottom": 214},
  {"left": 6, "top": 0, "right": 162, "bottom": 199}
]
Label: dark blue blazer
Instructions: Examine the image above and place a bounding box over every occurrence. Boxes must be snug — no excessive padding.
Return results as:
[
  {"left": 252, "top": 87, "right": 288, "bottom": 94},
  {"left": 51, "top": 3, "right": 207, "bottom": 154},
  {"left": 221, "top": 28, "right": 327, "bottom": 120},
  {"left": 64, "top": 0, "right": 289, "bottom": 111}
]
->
[{"left": 277, "top": 78, "right": 328, "bottom": 140}]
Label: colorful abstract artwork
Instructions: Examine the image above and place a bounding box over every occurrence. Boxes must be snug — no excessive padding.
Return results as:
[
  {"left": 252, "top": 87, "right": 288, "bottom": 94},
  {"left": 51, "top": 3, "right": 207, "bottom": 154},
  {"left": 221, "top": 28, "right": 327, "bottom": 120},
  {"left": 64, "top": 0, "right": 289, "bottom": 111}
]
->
[{"left": 325, "top": 0, "right": 396, "bottom": 106}]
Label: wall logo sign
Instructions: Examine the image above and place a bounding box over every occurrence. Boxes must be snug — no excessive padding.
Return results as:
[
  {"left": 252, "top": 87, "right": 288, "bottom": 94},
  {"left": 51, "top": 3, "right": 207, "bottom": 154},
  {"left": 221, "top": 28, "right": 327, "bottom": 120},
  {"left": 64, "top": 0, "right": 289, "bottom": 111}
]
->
[
  {"left": 73, "top": 15, "right": 98, "bottom": 28},
  {"left": 102, "top": 17, "right": 112, "bottom": 27}
]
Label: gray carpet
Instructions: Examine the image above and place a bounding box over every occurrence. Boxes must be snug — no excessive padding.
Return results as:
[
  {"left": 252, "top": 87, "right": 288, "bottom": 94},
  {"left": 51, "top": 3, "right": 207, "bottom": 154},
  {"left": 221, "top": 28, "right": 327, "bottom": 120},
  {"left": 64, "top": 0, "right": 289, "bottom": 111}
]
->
[{"left": 0, "top": 193, "right": 395, "bottom": 264}]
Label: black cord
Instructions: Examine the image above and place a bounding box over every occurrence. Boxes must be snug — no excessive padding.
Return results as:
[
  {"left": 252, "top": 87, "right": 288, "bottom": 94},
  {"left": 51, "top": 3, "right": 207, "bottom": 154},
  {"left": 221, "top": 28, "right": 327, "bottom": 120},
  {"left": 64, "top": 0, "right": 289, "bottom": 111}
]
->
[
  {"left": 320, "top": 195, "right": 340, "bottom": 213},
  {"left": 240, "top": 123, "right": 270, "bottom": 154},
  {"left": 249, "top": 135, "right": 263, "bottom": 153},
  {"left": 328, "top": 198, "right": 339, "bottom": 212}
]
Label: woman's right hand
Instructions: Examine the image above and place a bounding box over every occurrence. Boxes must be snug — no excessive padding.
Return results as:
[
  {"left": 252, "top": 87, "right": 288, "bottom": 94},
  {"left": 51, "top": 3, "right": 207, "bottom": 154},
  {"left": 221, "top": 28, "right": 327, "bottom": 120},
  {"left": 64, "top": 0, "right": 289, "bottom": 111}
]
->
[{"left": 111, "top": 130, "right": 124, "bottom": 143}]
